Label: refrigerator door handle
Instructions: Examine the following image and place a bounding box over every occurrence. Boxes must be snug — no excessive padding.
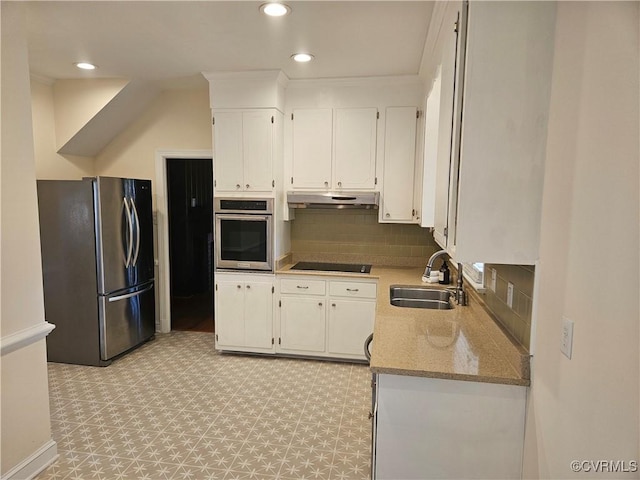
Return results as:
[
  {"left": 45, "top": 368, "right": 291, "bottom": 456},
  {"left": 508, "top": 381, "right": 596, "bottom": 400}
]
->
[
  {"left": 108, "top": 283, "right": 154, "bottom": 302},
  {"left": 130, "top": 197, "right": 141, "bottom": 266},
  {"left": 123, "top": 197, "right": 134, "bottom": 267}
]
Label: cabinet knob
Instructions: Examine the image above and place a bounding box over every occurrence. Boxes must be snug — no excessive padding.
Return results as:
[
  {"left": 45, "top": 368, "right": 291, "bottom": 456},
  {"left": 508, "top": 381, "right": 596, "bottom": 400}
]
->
[
  {"left": 331, "top": 303, "right": 336, "bottom": 307},
  {"left": 324, "top": 181, "right": 329, "bottom": 187},
  {"left": 236, "top": 184, "right": 241, "bottom": 189},
  {"left": 246, "top": 184, "right": 250, "bottom": 189},
  {"left": 318, "top": 302, "right": 323, "bottom": 306},
  {"left": 237, "top": 285, "right": 241, "bottom": 289},
  {"left": 246, "top": 285, "right": 251, "bottom": 289},
  {"left": 338, "top": 181, "right": 342, "bottom": 187},
  {"left": 385, "top": 213, "right": 390, "bottom": 218}
]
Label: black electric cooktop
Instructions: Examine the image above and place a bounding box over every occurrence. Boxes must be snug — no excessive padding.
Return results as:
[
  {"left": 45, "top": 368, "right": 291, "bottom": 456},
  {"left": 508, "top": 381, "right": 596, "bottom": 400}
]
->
[{"left": 291, "top": 262, "right": 372, "bottom": 274}]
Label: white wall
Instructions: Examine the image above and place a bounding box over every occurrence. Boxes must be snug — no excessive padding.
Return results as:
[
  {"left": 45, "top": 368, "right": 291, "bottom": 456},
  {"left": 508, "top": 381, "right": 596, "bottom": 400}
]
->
[
  {"left": 524, "top": 2, "right": 639, "bottom": 478},
  {"left": 94, "top": 87, "right": 211, "bottom": 184},
  {"left": 1, "top": 2, "right": 56, "bottom": 477},
  {"left": 31, "top": 78, "right": 95, "bottom": 179},
  {"left": 53, "top": 78, "right": 128, "bottom": 150}
]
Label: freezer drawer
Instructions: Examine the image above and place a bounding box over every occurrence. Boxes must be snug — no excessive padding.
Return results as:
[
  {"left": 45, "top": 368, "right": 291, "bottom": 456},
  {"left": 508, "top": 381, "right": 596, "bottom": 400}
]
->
[{"left": 99, "top": 282, "right": 155, "bottom": 360}]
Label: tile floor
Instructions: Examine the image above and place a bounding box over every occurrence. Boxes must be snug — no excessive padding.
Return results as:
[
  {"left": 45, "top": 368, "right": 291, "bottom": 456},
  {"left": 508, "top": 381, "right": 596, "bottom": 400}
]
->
[{"left": 37, "top": 331, "right": 372, "bottom": 480}]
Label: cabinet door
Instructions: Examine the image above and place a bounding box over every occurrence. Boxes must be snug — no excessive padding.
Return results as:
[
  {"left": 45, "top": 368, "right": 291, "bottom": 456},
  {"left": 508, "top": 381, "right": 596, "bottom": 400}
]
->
[
  {"left": 215, "top": 281, "right": 245, "bottom": 347},
  {"left": 243, "top": 110, "right": 274, "bottom": 192},
  {"left": 381, "top": 107, "right": 418, "bottom": 222},
  {"left": 213, "top": 111, "right": 244, "bottom": 192},
  {"left": 292, "top": 109, "right": 333, "bottom": 189},
  {"left": 421, "top": 70, "right": 442, "bottom": 229},
  {"left": 432, "top": 8, "right": 463, "bottom": 250},
  {"left": 333, "top": 108, "right": 378, "bottom": 190},
  {"left": 327, "top": 299, "right": 375, "bottom": 358},
  {"left": 243, "top": 282, "right": 273, "bottom": 349},
  {"left": 279, "top": 296, "right": 326, "bottom": 353}
]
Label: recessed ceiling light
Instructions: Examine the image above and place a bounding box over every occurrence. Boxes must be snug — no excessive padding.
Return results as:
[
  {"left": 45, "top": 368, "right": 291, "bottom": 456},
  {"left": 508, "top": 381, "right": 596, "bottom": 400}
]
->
[
  {"left": 260, "top": 3, "right": 291, "bottom": 17},
  {"left": 291, "top": 53, "right": 314, "bottom": 63},
  {"left": 75, "top": 62, "right": 97, "bottom": 70}
]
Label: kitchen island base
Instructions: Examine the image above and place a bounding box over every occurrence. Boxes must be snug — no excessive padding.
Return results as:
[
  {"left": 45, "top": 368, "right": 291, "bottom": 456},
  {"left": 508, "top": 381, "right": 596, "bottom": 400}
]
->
[{"left": 373, "top": 373, "right": 527, "bottom": 479}]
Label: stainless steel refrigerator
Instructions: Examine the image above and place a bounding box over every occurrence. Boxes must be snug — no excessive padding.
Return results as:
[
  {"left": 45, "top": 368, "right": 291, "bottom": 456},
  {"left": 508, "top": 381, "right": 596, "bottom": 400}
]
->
[{"left": 37, "top": 177, "right": 155, "bottom": 366}]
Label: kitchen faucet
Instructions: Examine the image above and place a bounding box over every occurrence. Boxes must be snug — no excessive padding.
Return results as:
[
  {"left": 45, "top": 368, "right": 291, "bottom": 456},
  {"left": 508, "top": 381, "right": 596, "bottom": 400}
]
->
[
  {"left": 422, "top": 249, "right": 448, "bottom": 282},
  {"left": 421, "top": 249, "right": 468, "bottom": 306}
]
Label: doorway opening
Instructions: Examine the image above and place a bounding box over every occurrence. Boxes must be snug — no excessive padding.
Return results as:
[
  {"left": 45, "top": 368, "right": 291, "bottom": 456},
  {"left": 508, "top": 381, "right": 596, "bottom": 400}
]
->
[{"left": 166, "top": 158, "right": 214, "bottom": 332}]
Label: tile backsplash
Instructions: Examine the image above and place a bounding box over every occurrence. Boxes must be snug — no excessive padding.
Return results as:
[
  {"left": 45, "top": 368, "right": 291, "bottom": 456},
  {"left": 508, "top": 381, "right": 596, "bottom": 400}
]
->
[
  {"left": 290, "top": 209, "right": 439, "bottom": 267},
  {"left": 483, "top": 264, "right": 534, "bottom": 351}
]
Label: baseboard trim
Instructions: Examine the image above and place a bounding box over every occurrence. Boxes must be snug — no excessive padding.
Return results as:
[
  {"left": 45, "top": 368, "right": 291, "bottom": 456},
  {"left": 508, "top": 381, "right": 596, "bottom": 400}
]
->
[
  {"left": 1, "top": 439, "right": 58, "bottom": 480},
  {"left": 0, "top": 322, "right": 55, "bottom": 356}
]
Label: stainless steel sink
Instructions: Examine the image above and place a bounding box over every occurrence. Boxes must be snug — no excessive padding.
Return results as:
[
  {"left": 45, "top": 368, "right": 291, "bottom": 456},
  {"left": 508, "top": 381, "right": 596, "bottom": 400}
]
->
[{"left": 389, "top": 285, "right": 454, "bottom": 310}]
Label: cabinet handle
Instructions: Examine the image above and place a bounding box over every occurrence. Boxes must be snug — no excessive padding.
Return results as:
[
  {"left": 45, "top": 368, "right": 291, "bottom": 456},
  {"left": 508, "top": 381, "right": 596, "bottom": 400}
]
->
[
  {"left": 296, "top": 285, "right": 309, "bottom": 289},
  {"left": 346, "top": 288, "right": 359, "bottom": 292}
]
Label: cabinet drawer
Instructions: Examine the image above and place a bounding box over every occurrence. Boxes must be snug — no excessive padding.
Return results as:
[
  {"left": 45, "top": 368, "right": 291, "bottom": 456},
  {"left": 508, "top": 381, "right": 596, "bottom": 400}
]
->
[
  {"left": 280, "top": 278, "right": 326, "bottom": 296},
  {"left": 329, "top": 281, "right": 377, "bottom": 299}
]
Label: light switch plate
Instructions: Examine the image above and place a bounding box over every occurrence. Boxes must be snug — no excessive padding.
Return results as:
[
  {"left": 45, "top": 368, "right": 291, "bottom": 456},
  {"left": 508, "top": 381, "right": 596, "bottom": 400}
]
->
[
  {"left": 506, "top": 282, "right": 514, "bottom": 308},
  {"left": 490, "top": 269, "right": 497, "bottom": 292},
  {"left": 561, "top": 316, "right": 574, "bottom": 359}
]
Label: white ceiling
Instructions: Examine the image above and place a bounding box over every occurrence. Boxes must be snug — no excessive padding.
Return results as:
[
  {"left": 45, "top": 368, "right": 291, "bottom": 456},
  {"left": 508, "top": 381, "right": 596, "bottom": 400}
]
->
[{"left": 25, "top": 1, "right": 434, "bottom": 88}]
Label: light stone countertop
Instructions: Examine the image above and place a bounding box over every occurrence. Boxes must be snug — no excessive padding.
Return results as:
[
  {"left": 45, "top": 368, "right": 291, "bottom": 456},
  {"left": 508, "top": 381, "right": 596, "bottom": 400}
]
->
[
  {"left": 369, "top": 266, "right": 530, "bottom": 386},
  {"left": 277, "top": 263, "right": 530, "bottom": 386}
]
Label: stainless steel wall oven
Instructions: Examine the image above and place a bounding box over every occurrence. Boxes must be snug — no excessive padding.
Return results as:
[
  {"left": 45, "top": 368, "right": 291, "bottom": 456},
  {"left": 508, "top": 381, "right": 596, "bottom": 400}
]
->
[{"left": 214, "top": 197, "right": 273, "bottom": 272}]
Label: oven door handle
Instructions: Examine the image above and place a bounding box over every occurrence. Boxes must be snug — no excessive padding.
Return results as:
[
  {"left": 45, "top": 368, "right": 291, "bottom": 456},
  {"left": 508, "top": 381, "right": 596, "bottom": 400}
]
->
[{"left": 215, "top": 214, "right": 272, "bottom": 222}]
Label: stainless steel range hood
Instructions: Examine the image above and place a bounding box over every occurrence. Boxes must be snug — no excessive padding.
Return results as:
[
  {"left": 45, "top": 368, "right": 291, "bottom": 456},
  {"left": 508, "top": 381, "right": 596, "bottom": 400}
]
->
[{"left": 287, "top": 191, "right": 379, "bottom": 209}]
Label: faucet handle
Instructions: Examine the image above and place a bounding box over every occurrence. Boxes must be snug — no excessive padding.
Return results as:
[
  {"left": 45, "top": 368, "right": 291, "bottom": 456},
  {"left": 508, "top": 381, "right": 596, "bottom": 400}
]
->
[{"left": 456, "top": 289, "right": 468, "bottom": 306}]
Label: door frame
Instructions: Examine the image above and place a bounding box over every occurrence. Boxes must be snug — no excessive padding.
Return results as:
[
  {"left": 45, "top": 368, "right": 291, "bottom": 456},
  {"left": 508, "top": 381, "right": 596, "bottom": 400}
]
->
[{"left": 154, "top": 149, "right": 213, "bottom": 333}]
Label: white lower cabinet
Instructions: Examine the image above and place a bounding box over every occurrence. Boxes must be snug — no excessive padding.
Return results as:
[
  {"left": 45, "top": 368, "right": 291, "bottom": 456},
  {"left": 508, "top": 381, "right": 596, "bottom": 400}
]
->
[
  {"left": 214, "top": 272, "right": 377, "bottom": 360},
  {"left": 373, "top": 373, "right": 527, "bottom": 479},
  {"left": 279, "top": 297, "right": 326, "bottom": 353},
  {"left": 277, "top": 275, "right": 377, "bottom": 361},
  {"left": 214, "top": 272, "right": 275, "bottom": 354},
  {"left": 328, "top": 299, "right": 376, "bottom": 357}
]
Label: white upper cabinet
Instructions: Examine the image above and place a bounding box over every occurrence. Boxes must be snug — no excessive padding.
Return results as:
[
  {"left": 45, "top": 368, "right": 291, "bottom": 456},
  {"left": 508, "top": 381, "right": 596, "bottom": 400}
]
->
[
  {"left": 333, "top": 108, "right": 378, "bottom": 190},
  {"left": 242, "top": 111, "right": 275, "bottom": 192},
  {"left": 291, "top": 108, "right": 333, "bottom": 189},
  {"left": 428, "top": 1, "right": 555, "bottom": 264},
  {"left": 381, "top": 106, "right": 418, "bottom": 223},
  {"left": 213, "top": 109, "right": 275, "bottom": 193},
  {"left": 432, "top": 6, "right": 464, "bottom": 249},
  {"left": 212, "top": 111, "right": 244, "bottom": 192},
  {"left": 291, "top": 107, "right": 378, "bottom": 190}
]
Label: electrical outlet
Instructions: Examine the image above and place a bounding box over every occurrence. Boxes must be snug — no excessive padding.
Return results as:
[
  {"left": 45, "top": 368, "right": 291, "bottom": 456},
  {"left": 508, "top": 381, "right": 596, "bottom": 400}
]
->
[
  {"left": 506, "top": 282, "right": 514, "bottom": 308},
  {"left": 561, "top": 317, "right": 574, "bottom": 359},
  {"left": 490, "top": 269, "right": 497, "bottom": 292}
]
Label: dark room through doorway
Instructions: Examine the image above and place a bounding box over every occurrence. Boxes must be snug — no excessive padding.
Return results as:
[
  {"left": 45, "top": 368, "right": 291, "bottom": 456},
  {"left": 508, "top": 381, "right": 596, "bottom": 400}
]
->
[{"left": 166, "top": 158, "right": 214, "bottom": 332}]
